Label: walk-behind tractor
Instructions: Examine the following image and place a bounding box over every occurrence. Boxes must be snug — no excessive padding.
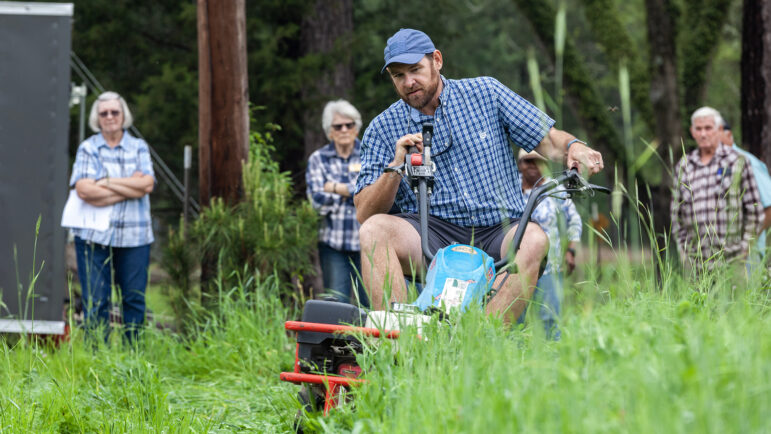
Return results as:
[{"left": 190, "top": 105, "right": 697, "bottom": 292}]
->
[{"left": 280, "top": 123, "right": 610, "bottom": 424}]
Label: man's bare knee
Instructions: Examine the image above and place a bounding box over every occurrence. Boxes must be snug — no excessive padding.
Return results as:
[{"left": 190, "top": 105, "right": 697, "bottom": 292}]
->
[{"left": 521, "top": 224, "right": 549, "bottom": 267}]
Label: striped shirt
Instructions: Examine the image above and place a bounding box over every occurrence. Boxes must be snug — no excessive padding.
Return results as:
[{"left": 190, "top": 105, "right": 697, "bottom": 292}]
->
[
  {"left": 306, "top": 140, "right": 361, "bottom": 251},
  {"left": 356, "top": 76, "right": 554, "bottom": 227},
  {"left": 525, "top": 183, "right": 582, "bottom": 275},
  {"left": 69, "top": 132, "right": 155, "bottom": 247},
  {"left": 671, "top": 144, "right": 762, "bottom": 265}
]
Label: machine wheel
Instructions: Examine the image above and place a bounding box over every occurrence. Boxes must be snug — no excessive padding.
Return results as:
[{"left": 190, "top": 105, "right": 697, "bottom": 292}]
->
[{"left": 294, "top": 385, "right": 325, "bottom": 433}]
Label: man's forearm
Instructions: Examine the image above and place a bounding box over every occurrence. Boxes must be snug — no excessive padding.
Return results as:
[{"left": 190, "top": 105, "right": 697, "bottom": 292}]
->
[
  {"left": 535, "top": 128, "right": 574, "bottom": 162},
  {"left": 764, "top": 207, "right": 771, "bottom": 231},
  {"left": 354, "top": 173, "right": 402, "bottom": 223}
]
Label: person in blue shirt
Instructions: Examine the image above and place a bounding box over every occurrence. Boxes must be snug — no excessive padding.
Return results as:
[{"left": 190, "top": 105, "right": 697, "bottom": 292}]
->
[
  {"left": 70, "top": 91, "right": 155, "bottom": 344},
  {"left": 354, "top": 29, "right": 605, "bottom": 323},
  {"left": 306, "top": 100, "right": 369, "bottom": 307},
  {"left": 720, "top": 119, "right": 771, "bottom": 260}
]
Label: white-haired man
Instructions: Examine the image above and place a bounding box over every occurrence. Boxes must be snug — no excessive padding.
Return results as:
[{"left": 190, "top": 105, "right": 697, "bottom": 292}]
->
[{"left": 671, "top": 106, "right": 763, "bottom": 271}]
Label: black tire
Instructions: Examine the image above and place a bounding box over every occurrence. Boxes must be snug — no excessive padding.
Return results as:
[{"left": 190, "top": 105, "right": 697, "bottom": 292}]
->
[{"left": 294, "top": 385, "right": 325, "bottom": 433}]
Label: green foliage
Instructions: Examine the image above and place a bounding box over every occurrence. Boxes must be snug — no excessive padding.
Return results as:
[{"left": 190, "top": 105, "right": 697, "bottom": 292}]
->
[
  {"left": 3, "top": 252, "right": 770, "bottom": 431},
  {"left": 160, "top": 121, "right": 318, "bottom": 323},
  {"left": 0, "top": 275, "right": 297, "bottom": 432},
  {"left": 514, "top": 0, "right": 624, "bottom": 164},
  {"left": 580, "top": 0, "right": 654, "bottom": 133},
  {"left": 311, "top": 268, "right": 771, "bottom": 433}
]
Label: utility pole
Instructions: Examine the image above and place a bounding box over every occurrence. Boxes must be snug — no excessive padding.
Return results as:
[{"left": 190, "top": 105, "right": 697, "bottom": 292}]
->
[
  {"left": 197, "top": 0, "right": 249, "bottom": 298},
  {"left": 197, "top": 0, "right": 249, "bottom": 206}
]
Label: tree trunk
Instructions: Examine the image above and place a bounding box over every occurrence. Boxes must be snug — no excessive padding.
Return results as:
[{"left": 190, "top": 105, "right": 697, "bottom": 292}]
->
[
  {"left": 680, "top": 0, "right": 732, "bottom": 117},
  {"left": 644, "top": 0, "right": 682, "bottom": 241},
  {"left": 198, "top": 0, "right": 249, "bottom": 206},
  {"left": 742, "top": 0, "right": 771, "bottom": 167},
  {"left": 300, "top": 0, "right": 355, "bottom": 162},
  {"left": 198, "top": 0, "right": 249, "bottom": 299}
]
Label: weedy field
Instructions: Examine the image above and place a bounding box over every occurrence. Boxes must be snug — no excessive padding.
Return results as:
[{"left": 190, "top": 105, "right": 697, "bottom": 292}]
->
[{"left": 1, "top": 259, "right": 769, "bottom": 433}]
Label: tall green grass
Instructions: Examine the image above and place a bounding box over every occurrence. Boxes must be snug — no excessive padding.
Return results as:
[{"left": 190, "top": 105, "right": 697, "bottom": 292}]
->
[
  {"left": 315, "top": 267, "right": 770, "bottom": 433},
  {"left": 1, "top": 258, "right": 769, "bottom": 432},
  {"left": 0, "top": 273, "right": 299, "bottom": 432}
]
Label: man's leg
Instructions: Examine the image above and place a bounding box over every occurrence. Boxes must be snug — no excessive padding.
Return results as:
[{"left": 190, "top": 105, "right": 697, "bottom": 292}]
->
[
  {"left": 485, "top": 222, "right": 549, "bottom": 324},
  {"left": 359, "top": 214, "right": 424, "bottom": 310}
]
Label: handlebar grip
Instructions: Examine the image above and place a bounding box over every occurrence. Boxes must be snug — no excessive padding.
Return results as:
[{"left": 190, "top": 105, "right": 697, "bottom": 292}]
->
[
  {"left": 588, "top": 184, "right": 612, "bottom": 194},
  {"left": 422, "top": 123, "right": 433, "bottom": 148}
]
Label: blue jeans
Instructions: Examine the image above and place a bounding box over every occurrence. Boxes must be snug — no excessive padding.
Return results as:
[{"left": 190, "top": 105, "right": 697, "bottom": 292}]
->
[
  {"left": 318, "top": 242, "right": 368, "bottom": 307},
  {"left": 75, "top": 237, "right": 150, "bottom": 343},
  {"left": 517, "top": 272, "right": 563, "bottom": 340}
]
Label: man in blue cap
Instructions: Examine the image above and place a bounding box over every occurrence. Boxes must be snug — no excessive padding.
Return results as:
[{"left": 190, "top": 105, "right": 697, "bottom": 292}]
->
[{"left": 354, "top": 28, "right": 605, "bottom": 323}]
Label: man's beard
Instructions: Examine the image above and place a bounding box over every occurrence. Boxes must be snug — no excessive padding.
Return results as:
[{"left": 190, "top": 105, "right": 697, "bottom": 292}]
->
[{"left": 399, "top": 64, "right": 440, "bottom": 110}]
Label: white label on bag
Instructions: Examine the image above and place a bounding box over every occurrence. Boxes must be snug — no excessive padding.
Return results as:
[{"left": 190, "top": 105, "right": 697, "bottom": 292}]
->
[{"left": 439, "top": 278, "right": 469, "bottom": 312}]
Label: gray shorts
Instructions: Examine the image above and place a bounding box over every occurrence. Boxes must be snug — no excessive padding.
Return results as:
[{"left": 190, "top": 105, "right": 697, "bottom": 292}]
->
[{"left": 396, "top": 213, "right": 521, "bottom": 262}]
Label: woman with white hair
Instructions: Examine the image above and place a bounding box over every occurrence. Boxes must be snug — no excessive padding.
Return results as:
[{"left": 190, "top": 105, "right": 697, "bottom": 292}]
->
[
  {"left": 70, "top": 91, "right": 155, "bottom": 344},
  {"left": 306, "top": 99, "right": 368, "bottom": 307}
]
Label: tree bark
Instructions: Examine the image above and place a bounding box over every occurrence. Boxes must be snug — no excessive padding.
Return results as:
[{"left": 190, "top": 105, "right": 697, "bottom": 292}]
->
[
  {"left": 680, "top": 0, "right": 732, "bottom": 117},
  {"left": 198, "top": 0, "right": 249, "bottom": 299},
  {"left": 741, "top": 0, "right": 771, "bottom": 167},
  {"left": 198, "top": 0, "right": 249, "bottom": 206},
  {"left": 300, "top": 0, "right": 355, "bottom": 162},
  {"left": 644, "top": 0, "right": 682, "bottom": 240}
]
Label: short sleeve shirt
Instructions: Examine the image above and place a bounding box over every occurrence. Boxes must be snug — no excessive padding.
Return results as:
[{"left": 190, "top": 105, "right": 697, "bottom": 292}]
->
[
  {"left": 69, "top": 132, "right": 155, "bottom": 247},
  {"left": 356, "top": 76, "right": 554, "bottom": 227}
]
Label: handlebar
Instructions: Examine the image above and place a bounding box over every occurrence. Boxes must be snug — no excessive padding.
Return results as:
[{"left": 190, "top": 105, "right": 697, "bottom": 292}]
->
[{"left": 493, "top": 168, "right": 609, "bottom": 270}]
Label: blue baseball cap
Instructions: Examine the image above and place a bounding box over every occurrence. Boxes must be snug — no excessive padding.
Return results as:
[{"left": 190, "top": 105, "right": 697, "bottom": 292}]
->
[{"left": 382, "top": 28, "right": 436, "bottom": 73}]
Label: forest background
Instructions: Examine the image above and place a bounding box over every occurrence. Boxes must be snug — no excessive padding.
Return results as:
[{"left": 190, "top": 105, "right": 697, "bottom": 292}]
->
[{"left": 68, "top": 0, "right": 759, "bottom": 237}]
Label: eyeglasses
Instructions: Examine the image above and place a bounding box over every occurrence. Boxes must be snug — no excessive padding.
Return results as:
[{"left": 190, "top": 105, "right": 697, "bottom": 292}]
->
[
  {"left": 99, "top": 110, "right": 121, "bottom": 118},
  {"left": 331, "top": 122, "right": 356, "bottom": 131}
]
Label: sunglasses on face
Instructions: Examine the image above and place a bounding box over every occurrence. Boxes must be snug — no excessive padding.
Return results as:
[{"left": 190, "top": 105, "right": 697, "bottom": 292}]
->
[
  {"left": 99, "top": 110, "right": 121, "bottom": 118},
  {"left": 331, "top": 122, "right": 356, "bottom": 131}
]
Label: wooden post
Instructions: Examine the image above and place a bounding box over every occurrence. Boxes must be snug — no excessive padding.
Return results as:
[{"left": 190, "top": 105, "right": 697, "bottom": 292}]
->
[
  {"left": 198, "top": 0, "right": 249, "bottom": 206},
  {"left": 197, "top": 0, "right": 249, "bottom": 298}
]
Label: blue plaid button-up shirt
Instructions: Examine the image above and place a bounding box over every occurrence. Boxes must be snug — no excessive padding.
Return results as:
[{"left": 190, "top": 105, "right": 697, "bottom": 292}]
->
[
  {"left": 69, "top": 132, "right": 155, "bottom": 247},
  {"left": 306, "top": 140, "right": 362, "bottom": 251},
  {"left": 356, "top": 76, "right": 554, "bottom": 227}
]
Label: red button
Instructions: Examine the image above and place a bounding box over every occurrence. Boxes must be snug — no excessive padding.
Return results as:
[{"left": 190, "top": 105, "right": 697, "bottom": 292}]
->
[{"left": 411, "top": 154, "right": 423, "bottom": 166}]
